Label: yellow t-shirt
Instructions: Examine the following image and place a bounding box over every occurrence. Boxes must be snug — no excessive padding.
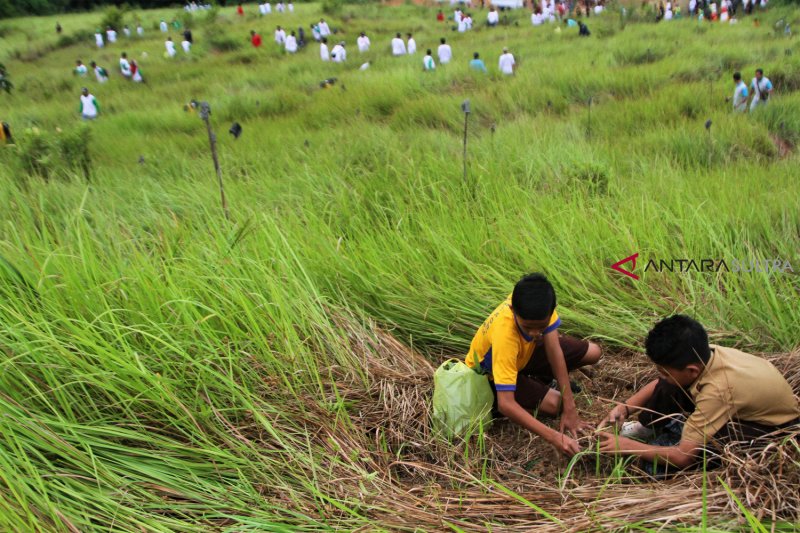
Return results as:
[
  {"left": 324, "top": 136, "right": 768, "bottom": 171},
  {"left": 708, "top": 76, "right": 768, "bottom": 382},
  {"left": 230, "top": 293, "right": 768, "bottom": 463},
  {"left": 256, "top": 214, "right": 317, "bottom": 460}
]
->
[
  {"left": 464, "top": 295, "right": 560, "bottom": 391},
  {"left": 683, "top": 345, "right": 800, "bottom": 443}
]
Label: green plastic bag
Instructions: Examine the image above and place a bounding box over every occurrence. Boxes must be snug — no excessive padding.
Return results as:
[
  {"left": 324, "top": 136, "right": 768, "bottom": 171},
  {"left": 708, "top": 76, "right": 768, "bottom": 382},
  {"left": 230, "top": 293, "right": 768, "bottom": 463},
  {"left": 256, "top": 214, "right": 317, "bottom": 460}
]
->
[{"left": 432, "top": 356, "right": 494, "bottom": 438}]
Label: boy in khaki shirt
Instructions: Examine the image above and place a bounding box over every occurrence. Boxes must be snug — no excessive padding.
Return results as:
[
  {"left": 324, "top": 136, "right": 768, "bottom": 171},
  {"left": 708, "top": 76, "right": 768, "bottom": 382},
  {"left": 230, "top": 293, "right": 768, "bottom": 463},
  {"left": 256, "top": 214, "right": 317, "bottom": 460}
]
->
[{"left": 598, "top": 315, "right": 799, "bottom": 470}]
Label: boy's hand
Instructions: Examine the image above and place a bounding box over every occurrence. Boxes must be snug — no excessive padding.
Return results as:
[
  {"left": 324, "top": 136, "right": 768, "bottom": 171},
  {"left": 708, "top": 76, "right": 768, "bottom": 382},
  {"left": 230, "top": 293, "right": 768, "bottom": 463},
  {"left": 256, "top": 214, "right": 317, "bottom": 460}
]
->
[
  {"left": 559, "top": 408, "right": 591, "bottom": 436},
  {"left": 597, "top": 431, "right": 635, "bottom": 454},
  {"left": 597, "top": 404, "right": 628, "bottom": 431},
  {"left": 548, "top": 431, "right": 582, "bottom": 457}
]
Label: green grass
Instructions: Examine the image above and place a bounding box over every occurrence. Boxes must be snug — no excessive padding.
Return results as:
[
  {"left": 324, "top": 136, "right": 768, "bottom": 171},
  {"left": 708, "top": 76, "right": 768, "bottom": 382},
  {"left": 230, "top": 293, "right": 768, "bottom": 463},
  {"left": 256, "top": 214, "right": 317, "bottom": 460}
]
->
[{"left": 1, "top": 1, "right": 799, "bottom": 530}]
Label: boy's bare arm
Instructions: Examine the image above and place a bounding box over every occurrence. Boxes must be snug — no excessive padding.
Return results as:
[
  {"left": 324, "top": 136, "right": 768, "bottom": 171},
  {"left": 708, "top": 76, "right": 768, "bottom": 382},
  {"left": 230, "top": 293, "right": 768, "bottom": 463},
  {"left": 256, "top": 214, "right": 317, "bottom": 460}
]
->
[
  {"left": 598, "top": 378, "right": 660, "bottom": 429},
  {"left": 542, "top": 331, "right": 585, "bottom": 435},
  {"left": 598, "top": 432, "right": 701, "bottom": 469}
]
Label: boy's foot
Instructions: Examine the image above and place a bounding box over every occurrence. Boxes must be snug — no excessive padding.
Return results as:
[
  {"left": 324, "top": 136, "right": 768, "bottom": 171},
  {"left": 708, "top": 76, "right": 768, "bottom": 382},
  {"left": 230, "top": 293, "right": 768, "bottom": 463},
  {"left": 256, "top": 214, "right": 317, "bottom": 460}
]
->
[
  {"left": 549, "top": 379, "right": 582, "bottom": 394},
  {"left": 620, "top": 421, "right": 656, "bottom": 441}
]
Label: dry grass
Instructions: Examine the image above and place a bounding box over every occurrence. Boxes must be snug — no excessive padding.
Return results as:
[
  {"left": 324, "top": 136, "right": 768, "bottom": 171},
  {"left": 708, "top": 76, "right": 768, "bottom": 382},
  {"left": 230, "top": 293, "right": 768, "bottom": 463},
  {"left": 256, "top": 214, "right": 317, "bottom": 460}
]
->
[{"left": 321, "top": 318, "right": 800, "bottom": 530}]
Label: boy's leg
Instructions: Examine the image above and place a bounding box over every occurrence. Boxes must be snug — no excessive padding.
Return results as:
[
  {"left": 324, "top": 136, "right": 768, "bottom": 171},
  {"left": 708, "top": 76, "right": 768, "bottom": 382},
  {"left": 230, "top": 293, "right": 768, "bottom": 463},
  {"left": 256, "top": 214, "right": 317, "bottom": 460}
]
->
[
  {"left": 490, "top": 374, "right": 552, "bottom": 416},
  {"left": 521, "top": 335, "right": 602, "bottom": 381}
]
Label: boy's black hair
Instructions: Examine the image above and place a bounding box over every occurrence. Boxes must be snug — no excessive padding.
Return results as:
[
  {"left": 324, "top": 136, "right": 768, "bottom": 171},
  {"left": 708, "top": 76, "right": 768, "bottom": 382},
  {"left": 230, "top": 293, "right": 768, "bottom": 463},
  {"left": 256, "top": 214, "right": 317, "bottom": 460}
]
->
[
  {"left": 440, "top": 37, "right": 446, "bottom": 44},
  {"left": 645, "top": 315, "right": 710, "bottom": 369},
  {"left": 756, "top": 68, "right": 764, "bottom": 75},
  {"left": 511, "top": 273, "right": 556, "bottom": 321},
  {"left": 473, "top": 52, "right": 480, "bottom": 59},
  {"left": 733, "top": 71, "right": 741, "bottom": 81}
]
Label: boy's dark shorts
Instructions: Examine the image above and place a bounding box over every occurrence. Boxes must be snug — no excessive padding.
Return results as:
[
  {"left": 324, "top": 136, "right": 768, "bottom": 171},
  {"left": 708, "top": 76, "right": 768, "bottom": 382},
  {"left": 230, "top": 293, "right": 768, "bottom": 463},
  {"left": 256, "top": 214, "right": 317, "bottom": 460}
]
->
[{"left": 490, "top": 335, "right": 589, "bottom": 411}]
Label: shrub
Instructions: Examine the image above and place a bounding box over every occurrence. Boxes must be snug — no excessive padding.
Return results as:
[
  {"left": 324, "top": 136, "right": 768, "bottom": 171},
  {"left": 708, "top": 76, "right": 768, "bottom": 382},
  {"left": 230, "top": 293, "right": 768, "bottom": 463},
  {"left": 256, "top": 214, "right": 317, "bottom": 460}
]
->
[
  {"left": 16, "top": 130, "right": 52, "bottom": 180},
  {"left": 56, "top": 29, "right": 95, "bottom": 48},
  {"left": 14, "top": 126, "right": 93, "bottom": 182},
  {"left": 208, "top": 31, "right": 242, "bottom": 52},
  {"left": 58, "top": 125, "right": 93, "bottom": 181},
  {"left": 100, "top": 6, "right": 126, "bottom": 32},
  {"left": 322, "top": 0, "right": 344, "bottom": 16}
]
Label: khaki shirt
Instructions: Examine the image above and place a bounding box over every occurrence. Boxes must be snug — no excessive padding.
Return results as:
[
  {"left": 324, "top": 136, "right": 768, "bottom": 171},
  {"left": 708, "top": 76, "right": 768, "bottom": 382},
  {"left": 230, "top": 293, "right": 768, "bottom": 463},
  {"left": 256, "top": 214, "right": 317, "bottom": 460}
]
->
[{"left": 683, "top": 345, "right": 800, "bottom": 443}]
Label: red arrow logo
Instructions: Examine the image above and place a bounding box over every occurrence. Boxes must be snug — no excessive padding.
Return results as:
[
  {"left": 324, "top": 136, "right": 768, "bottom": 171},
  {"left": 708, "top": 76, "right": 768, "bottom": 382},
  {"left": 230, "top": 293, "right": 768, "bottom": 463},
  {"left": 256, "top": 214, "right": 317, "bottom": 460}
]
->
[{"left": 611, "top": 253, "right": 640, "bottom": 280}]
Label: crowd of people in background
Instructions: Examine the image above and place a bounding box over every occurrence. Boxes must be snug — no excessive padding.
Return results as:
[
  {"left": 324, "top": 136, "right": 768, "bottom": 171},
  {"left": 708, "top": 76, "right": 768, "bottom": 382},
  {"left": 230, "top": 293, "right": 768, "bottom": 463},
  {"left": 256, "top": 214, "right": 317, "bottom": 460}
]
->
[{"left": 64, "top": 0, "right": 778, "bottom": 120}]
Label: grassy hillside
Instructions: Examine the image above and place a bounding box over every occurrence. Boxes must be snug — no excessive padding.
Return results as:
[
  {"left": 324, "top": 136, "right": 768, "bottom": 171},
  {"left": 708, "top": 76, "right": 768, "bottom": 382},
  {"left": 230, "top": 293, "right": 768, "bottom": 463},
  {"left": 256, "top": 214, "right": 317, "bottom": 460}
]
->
[{"left": 1, "top": 2, "right": 799, "bottom": 531}]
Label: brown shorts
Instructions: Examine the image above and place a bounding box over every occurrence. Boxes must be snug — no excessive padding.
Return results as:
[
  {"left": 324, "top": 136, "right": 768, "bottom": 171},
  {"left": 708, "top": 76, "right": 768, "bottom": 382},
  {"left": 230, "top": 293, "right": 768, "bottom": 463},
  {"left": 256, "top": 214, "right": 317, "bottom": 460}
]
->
[{"left": 491, "top": 335, "right": 590, "bottom": 411}]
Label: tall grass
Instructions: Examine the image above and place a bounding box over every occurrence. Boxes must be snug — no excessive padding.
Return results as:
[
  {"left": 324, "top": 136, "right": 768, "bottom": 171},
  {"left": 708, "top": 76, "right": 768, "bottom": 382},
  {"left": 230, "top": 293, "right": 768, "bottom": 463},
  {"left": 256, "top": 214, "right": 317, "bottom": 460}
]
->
[{"left": 1, "top": 1, "right": 799, "bottom": 530}]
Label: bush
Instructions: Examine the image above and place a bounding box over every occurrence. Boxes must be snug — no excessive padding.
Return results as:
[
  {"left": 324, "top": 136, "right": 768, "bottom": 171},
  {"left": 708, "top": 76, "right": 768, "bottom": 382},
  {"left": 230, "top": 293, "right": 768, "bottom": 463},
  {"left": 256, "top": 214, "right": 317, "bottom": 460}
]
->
[
  {"left": 322, "top": 0, "right": 344, "bottom": 16},
  {"left": 204, "top": 5, "right": 220, "bottom": 25},
  {"left": 207, "top": 31, "right": 242, "bottom": 52},
  {"left": 56, "top": 29, "right": 95, "bottom": 48},
  {"left": 58, "top": 125, "right": 93, "bottom": 180},
  {"left": 100, "top": 6, "right": 126, "bottom": 31},
  {"left": 14, "top": 126, "right": 93, "bottom": 182},
  {"left": 16, "top": 130, "right": 52, "bottom": 180}
]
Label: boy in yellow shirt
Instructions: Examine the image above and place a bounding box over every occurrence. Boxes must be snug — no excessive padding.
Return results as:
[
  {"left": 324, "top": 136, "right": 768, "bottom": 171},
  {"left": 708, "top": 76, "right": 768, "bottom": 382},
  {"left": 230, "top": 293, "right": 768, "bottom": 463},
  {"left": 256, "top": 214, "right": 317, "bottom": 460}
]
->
[{"left": 466, "top": 273, "right": 602, "bottom": 457}]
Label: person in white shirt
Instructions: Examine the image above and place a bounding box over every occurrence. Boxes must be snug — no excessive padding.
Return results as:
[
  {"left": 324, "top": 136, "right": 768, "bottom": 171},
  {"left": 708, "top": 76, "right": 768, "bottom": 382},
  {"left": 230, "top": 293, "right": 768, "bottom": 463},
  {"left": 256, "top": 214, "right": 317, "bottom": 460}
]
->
[
  {"left": 319, "top": 19, "right": 331, "bottom": 37},
  {"left": 119, "top": 52, "right": 132, "bottom": 78},
  {"left": 594, "top": 3, "right": 603, "bottom": 14},
  {"left": 311, "top": 23, "right": 321, "bottom": 41},
  {"left": 95, "top": 30, "right": 104, "bottom": 48},
  {"left": 437, "top": 38, "right": 452, "bottom": 64},
  {"left": 532, "top": 10, "right": 544, "bottom": 26},
  {"left": 79, "top": 87, "right": 99, "bottom": 120},
  {"left": 749, "top": 68, "right": 773, "bottom": 111},
  {"left": 465, "top": 14, "right": 473, "bottom": 29},
  {"left": 454, "top": 9, "right": 462, "bottom": 22},
  {"left": 731, "top": 72, "right": 748, "bottom": 112},
  {"left": 331, "top": 41, "right": 346, "bottom": 62},
  {"left": 74, "top": 59, "right": 88, "bottom": 76},
  {"left": 285, "top": 31, "right": 298, "bottom": 53},
  {"left": 391, "top": 33, "right": 407, "bottom": 56},
  {"left": 458, "top": 16, "right": 467, "bottom": 32},
  {"left": 264, "top": 2, "right": 272, "bottom": 13},
  {"left": 288, "top": 2, "right": 294, "bottom": 12},
  {"left": 276, "top": 2, "right": 285, "bottom": 12},
  {"left": 275, "top": 26, "right": 286, "bottom": 45},
  {"left": 487, "top": 7, "right": 499, "bottom": 26},
  {"left": 357, "top": 32, "right": 370, "bottom": 52},
  {"left": 165, "top": 37, "right": 177, "bottom": 57},
  {"left": 106, "top": 27, "right": 117, "bottom": 43},
  {"left": 320, "top": 38, "right": 330, "bottom": 61},
  {"left": 259, "top": 3, "right": 267, "bottom": 15},
  {"left": 160, "top": 20, "right": 168, "bottom": 32},
  {"left": 359, "top": 61, "right": 370, "bottom": 70},
  {"left": 136, "top": 23, "right": 144, "bottom": 36},
  {"left": 498, "top": 47, "right": 515, "bottom": 75},
  {"left": 123, "top": 25, "right": 131, "bottom": 37},
  {"left": 90, "top": 61, "right": 108, "bottom": 83},
  {"left": 182, "top": 39, "right": 191, "bottom": 53},
  {"left": 423, "top": 49, "right": 436, "bottom": 71},
  {"left": 406, "top": 33, "right": 417, "bottom": 54}
]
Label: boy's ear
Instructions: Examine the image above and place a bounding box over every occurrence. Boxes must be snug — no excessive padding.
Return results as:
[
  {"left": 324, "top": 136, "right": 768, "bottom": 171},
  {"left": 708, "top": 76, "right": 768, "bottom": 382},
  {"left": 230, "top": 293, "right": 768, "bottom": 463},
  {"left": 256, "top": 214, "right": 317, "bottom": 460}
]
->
[{"left": 684, "top": 362, "right": 704, "bottom": 378}]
